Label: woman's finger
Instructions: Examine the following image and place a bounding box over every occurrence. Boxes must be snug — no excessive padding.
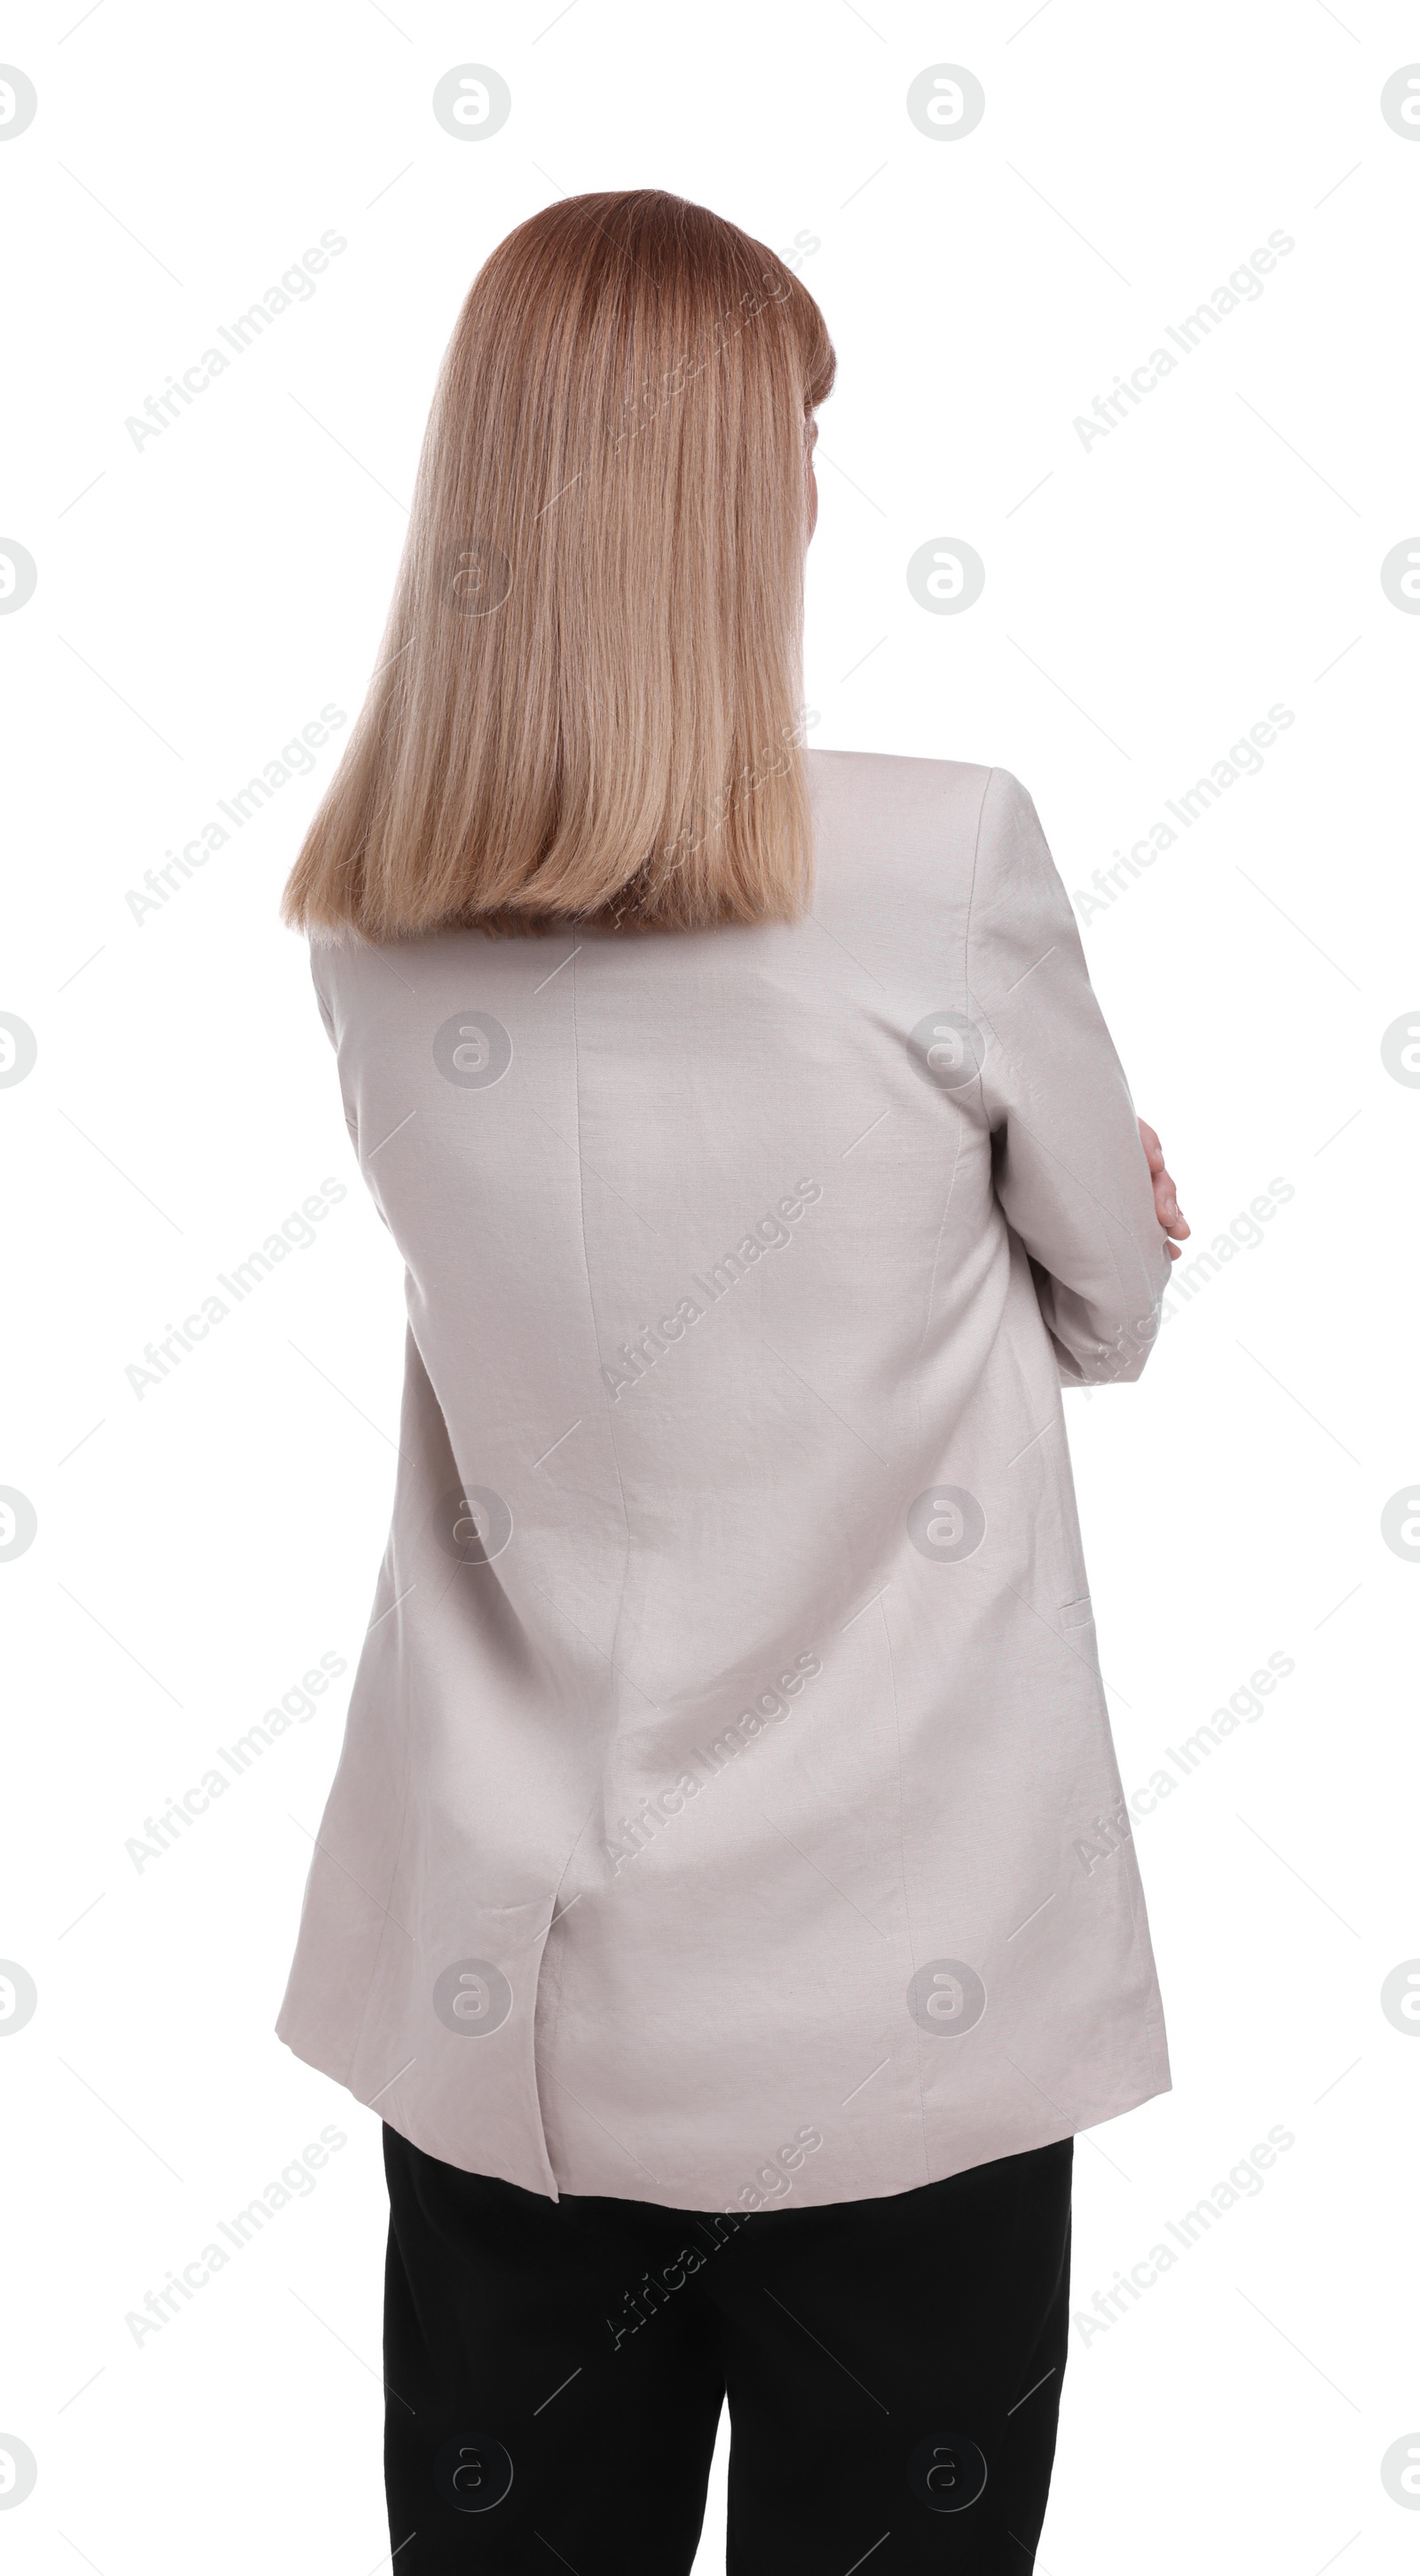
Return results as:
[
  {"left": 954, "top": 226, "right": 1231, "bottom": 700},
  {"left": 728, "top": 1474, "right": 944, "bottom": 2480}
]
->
[
  {"left": 1156, "top": 1169, "right": 1188, "bottom": 1240},
  {"left": 1139, "top": 1119, "right": 1188, "bottom": 1256}
]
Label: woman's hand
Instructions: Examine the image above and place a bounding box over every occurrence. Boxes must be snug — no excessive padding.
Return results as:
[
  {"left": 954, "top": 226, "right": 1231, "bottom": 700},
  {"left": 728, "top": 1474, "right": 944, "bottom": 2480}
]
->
[{"left": 1139, "top": 1119, "right": 1189, "bottom": 1263}]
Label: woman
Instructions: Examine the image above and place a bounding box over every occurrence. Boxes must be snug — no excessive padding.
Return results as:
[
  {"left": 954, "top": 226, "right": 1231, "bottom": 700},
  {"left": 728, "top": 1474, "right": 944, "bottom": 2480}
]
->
[{"left": 280, "top": 190, "right": 1187, "bottom": 2573}]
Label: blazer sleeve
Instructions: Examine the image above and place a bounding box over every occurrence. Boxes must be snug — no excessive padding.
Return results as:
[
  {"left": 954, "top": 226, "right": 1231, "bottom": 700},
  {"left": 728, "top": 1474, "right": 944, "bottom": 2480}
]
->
[
  {"left": 310, "top": 943, "right": 362, "bottom": 1158},
  {"left": 966, "top": 767, "right": 1172, "bottom": 1387}
]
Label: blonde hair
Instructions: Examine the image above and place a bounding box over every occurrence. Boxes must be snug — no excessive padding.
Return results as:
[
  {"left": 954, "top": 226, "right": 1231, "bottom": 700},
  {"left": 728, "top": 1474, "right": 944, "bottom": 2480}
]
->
[{"left": 282, "top": 189, "right": 835, "bottom": 941}]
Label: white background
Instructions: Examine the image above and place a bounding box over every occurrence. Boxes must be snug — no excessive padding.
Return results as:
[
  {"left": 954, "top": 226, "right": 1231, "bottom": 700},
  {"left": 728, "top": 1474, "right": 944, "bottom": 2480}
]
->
[{"left": 4, "top": 1, "right": 1416, "bottom": 2568}]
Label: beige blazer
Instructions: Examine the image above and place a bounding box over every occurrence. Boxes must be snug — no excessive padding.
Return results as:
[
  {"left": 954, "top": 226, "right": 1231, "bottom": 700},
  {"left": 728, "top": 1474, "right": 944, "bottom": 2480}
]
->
[{"left": 278, "top": 752, "right": 1173, "bottom": 2214}]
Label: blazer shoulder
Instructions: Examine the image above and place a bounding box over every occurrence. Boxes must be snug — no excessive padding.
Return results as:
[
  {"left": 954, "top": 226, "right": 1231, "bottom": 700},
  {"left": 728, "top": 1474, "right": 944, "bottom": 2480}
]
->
[
  {"left": 805, "top": 747, "right": 1013, "bottom": 893},
  {"left": 806, "top": 744, "right": 994, "bottom": 809}
]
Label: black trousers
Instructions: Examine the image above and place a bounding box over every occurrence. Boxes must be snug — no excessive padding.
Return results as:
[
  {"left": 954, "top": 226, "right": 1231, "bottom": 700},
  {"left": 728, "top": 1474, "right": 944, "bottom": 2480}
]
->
[{"left": 383, "top": 2124, "right": 1073, "bottom": 2573}]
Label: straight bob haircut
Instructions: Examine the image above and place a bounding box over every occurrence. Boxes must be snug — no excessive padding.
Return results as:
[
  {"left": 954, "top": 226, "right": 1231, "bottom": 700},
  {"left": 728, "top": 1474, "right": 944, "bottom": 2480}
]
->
[{"left": 282, "top": 189, "right": 836, "bottom": 942}]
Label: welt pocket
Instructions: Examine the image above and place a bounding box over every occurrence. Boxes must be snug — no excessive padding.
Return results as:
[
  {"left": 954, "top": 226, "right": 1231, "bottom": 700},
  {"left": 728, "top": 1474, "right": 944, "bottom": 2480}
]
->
[{"left": 1059, "top": 1595, "right": 1095, "bottom": 1634}]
